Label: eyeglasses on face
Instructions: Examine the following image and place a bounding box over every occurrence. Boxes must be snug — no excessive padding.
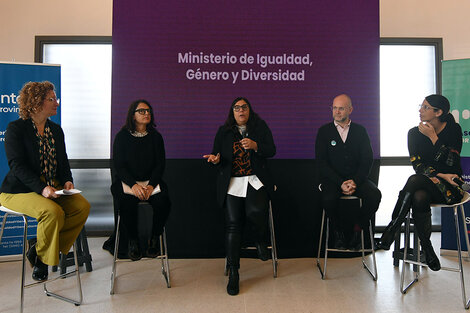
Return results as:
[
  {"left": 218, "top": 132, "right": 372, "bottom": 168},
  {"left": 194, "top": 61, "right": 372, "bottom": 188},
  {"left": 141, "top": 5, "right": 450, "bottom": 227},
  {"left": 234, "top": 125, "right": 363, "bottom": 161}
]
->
[
  {"left": 135, "top": 108, "right": 151, "bottom": 115},
  {"left": 419, "top": 104, "right": 438, "bottom": 111},
  {"left": 331, "top": 106, "right": 346, "bottom": 112},
  {"left": 232, "top": 104, "right": 248, "bottom": 112}
]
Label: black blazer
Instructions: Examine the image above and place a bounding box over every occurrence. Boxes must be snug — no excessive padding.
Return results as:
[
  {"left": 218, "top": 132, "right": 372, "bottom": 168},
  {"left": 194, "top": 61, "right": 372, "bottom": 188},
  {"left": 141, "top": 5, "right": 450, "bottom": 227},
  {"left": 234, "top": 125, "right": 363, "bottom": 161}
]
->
[
  {"left": 211, "top": 119, "right": 276, "bottom": 208},
  {"left": 315, "top": 122, "right": 373, "bottom": 187},
  {"left": 0, "top": 118, "right": 73, "bottom": 194}
]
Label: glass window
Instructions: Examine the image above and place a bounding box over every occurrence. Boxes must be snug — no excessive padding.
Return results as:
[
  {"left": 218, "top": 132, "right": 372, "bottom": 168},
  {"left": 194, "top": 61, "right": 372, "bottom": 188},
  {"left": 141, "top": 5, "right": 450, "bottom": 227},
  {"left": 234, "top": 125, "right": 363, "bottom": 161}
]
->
[
  {"left": 43, "top": 44, "right": 112, "bottom": 159},
  {"left": 380, "top": 45, "right": 436, "bottom": 157},
  {"left": 377, "top": 39, "right": 441, "bottom": 228}
]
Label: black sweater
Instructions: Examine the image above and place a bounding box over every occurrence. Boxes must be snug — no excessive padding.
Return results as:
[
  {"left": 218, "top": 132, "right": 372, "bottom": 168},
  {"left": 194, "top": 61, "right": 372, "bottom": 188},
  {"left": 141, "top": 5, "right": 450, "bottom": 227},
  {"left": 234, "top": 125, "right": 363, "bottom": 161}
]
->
[
  {"left": 112, "top": 128, "right": 166, "bottom": 190},
  {"left": 315, "top": 122, "right": 373, "bottom": 186},
  {"left": 408, "top": 122, "right": 462, "bottom": 176}
]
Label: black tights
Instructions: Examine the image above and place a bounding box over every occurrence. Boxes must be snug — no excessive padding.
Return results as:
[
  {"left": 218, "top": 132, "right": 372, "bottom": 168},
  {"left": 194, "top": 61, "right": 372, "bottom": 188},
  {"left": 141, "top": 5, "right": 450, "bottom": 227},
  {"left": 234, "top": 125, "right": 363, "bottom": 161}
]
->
[
  {"left": 225, "top": 185, "right": 269, "bottom": 268},
  {"left": 401, "top": 174, "right": 445, "bottom": 215}
]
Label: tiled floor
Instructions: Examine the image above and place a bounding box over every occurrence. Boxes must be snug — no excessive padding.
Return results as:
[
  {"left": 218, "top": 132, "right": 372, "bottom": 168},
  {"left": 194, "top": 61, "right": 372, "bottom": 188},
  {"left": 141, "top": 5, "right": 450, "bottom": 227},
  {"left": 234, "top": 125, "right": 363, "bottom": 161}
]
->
[{"left": 1, "top": 235, "right": 469, "bottom": 313}]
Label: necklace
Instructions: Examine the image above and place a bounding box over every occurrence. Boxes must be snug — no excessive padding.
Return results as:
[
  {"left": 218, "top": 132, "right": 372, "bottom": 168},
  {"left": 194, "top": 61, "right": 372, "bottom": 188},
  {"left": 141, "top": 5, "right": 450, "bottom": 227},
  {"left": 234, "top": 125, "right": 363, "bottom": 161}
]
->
[{"left": 131, "top": 130, "right": 148, "bottom": 137}]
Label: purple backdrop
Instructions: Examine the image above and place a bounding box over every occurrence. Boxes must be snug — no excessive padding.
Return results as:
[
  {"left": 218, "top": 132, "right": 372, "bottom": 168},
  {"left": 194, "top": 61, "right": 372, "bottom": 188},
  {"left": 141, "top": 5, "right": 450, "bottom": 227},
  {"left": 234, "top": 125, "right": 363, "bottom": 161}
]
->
[{"left": 112, "top": 0, "right": 379, "bottom": 159}]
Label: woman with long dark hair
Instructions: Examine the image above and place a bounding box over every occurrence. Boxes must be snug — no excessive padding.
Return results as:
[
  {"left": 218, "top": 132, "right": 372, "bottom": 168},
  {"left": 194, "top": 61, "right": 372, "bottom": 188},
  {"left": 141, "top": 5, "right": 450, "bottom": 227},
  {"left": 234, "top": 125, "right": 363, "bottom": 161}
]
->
[
  {"left": 203, "top": 97, "right": 276, "bottom": 295},
  {"left": 111, "top": 99, "right": 171, "bottom": 260},
  {"left": 378, "top": 94, "right": 465, "bottom": 271}
]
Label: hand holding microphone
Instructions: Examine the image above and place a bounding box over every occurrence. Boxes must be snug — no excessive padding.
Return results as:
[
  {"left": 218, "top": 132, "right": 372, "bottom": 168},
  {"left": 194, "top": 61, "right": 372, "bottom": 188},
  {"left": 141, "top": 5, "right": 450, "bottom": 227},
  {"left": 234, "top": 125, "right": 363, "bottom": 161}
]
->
[
  {"left": 239, "top": 130, "right": 258, "bottom": 151},
  {"left": 452, "top": 177, "right": 470, "bottom": 192}
]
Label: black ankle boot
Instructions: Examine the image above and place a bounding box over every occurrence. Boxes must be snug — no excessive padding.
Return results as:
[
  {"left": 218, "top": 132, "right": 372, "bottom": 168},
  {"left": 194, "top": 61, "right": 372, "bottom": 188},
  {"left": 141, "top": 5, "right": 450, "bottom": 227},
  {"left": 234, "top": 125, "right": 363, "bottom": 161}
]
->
[
  {"left": 227, "top": 267, "right": 239, "bottom": 296},
  {"left": 377, "top": 191, "right": 412, "bottom": 250},
  {"left": 32, "top": 258, "right": 48, "bottom": 281},
  {"left": 414, "top": 211, "right": 441, "bottom": 271},
  {"left": 348, "top": 231, "right": 362, "bottom": 251},
  {"left": 26, "top": 238, "right": 38, "bottom": 267},
  {"left": 333, "top": 230, "right": 346, "bottom": 250},
  {"left": 146, "top": 235, "right": 160, "bottom": 258},
  {"left": 255, "top": 242, "right": 270, "bottom": 261},
  {"left": 421, "top": 241, "right": 441, "bottom": 271},
  {"left": 128, "top": 239, "right": 142, "bottom": 261}
]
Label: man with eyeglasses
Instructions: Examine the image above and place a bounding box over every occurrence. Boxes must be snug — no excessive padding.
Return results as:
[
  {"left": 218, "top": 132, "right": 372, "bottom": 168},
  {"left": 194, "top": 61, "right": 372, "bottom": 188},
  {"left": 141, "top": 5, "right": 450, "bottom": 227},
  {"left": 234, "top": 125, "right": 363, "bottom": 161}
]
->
[{"left": 315, "top": 94, "right": 381, "bottom": 250}]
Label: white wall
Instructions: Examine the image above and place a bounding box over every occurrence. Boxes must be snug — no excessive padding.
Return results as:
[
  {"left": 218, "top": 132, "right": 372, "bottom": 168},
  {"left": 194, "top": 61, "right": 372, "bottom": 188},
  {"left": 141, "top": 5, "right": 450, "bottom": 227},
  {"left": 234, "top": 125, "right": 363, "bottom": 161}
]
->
[
  {"left": 380, "top": 0, "right": 470, "bottom": 60},
  {"left": 0, "top": 1, "right": 469, "bottom": 62},
  {"left": 0, "top": 0, "right": 112, "bottom": 62}
]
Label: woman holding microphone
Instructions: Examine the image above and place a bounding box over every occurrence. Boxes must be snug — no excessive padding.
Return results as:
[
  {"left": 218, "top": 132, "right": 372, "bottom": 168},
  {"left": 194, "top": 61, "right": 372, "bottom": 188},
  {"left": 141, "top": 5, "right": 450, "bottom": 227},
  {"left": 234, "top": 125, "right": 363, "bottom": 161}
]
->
[{"left": 204, "top": 97, "right": 276, "bottom": 295}]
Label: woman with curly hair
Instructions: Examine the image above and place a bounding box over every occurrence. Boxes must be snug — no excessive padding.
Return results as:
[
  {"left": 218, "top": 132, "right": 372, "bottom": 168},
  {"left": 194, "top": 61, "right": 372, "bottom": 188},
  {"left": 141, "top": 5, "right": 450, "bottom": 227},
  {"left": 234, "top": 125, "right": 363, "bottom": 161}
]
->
[{"left": 0, "top": 81, "right": 90, "bottom": 281}]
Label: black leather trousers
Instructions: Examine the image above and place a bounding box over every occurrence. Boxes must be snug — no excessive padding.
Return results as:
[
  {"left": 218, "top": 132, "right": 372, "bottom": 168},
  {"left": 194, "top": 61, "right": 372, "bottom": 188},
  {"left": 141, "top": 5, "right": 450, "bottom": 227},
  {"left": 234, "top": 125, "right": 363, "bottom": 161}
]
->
[{"left": 225, "top": 184, "right": 269, "bottom": 268}]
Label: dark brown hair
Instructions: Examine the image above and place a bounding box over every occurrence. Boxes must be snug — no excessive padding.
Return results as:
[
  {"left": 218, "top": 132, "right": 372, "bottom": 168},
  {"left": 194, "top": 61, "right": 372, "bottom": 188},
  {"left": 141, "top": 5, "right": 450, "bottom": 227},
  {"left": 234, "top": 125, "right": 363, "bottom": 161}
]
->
[{"left": 124, "top": 99, "right": 156, "bottom": 131}]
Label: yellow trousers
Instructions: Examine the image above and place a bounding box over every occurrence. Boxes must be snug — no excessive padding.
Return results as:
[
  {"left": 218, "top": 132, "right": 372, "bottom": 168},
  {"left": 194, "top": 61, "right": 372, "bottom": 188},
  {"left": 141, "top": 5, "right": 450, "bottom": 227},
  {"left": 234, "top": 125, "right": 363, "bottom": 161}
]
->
[{"left": 0, "top": 191, "right": 90, "bottom": 266}]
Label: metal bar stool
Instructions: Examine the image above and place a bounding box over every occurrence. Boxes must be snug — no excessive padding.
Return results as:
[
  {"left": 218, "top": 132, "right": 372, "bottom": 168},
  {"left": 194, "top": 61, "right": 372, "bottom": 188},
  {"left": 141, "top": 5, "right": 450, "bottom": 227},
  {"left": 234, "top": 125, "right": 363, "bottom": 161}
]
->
[
  {"left": 224, "top": 198, "right": 278, "bottom": 278},
  {"left": 0, "top": 205, "right": 83, "bottom": 313},
  {"left": 52, "top": 226, "right": 92, "bottom": 274},
  {"left": 400, "top": 192, "right": 470, "bottom": 309},
  {"left": 316, "top": 196, "right": 378, "bottom": 281},
  {"left": 393, "top": 217, "right": 422, "bottom": 273},
  {"left": 110, "top": 202, "right": 171, "bottom": 294}
]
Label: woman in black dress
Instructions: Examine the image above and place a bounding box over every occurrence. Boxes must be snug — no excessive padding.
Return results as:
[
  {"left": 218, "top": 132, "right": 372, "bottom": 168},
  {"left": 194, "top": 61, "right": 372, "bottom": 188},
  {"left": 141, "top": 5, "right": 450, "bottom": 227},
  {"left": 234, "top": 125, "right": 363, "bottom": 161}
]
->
[
  {"left": 112, "top": 99, "right": 171, "bottom": 260},
  {"left": 378, "top": 95, "right": 465, "bottom": 271}
]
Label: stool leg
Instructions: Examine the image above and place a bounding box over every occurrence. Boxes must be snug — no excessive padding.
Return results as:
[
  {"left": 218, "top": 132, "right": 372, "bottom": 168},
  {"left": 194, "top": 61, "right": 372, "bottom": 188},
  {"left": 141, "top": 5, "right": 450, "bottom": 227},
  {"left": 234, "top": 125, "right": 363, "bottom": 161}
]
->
[
  {"left": 361, "top": 220, "right": 378, "bottom": 281},
  {"left": 43, "top": 242, "right": 83, "bottom": 306},
  {"left": 322, "top": 217, "right": 330, "bottom": 279},
  {"left": 224, "top": 257, "right": 229, "bottom": 276},
  {"left": 316, "top": 210, "right": 326, "bottom": 279},
  {"left": 0, "top": 213, "right": 8, "bottom": 243},
  {"left": 80, "top": 229, "right": 93, "bottom": 272},
  {"left": 454, "top": 205, "right": 470, "bottom": 309},
  {"left": 268, "top": 200, "right": 278, "bottom": 278},
  {"left": 110, "top": 213, "right": 121, "bottom": 295},
  {"left": 160, "top": 228, "right": 171, "bottom": 288},
  {"left": 412, "top": 222, "right": 420, "bottom": 273},
  {"left": 400, "top": 211, "right": 420, "bottom": 294},
  {"left": 459, "top": 204, "right": 470, "bottom": 260},
  {"left": 21, "top": 216, "right": 28, "bottom": 313}
]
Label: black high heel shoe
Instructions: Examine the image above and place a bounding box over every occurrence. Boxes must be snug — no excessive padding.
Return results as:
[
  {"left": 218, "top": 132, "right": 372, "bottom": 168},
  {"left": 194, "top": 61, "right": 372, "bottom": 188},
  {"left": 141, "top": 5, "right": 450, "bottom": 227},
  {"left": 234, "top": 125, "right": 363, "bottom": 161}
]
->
[
  {"left": 128, "top": 239, "right": 142, "bottom": 261},
  {"left": 32, "top": 258, "right": 48, "bottom": 281},
  {"left": 226, "top": 267, "right": 239, "bottom": 296},
  {"left": 146, "top": 235, "right": 160, "bottom": 258},
  {"left": 26, "top": 238, "right": 48, "bottom": 281}
]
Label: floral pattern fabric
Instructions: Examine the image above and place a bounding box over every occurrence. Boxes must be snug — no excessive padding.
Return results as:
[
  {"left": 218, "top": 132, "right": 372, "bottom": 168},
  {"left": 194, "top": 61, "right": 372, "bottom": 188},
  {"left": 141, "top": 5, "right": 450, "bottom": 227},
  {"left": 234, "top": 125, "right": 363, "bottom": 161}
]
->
[{"left": 32, "top": 121, "right": 57, "bottom": 186}]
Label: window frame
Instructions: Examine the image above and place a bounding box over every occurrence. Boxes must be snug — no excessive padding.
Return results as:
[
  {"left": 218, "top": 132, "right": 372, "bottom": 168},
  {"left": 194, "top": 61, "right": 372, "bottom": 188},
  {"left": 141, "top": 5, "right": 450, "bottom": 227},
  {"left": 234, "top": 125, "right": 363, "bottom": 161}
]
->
[
  {"left": 379, "top": 37, "right": 443, "bottom": 165},
  {"left": 35, "top": 35, "right": 112, "bottom": 169},
  {"left": 377, "top": 37, "right": 443, "bottom": 231}
]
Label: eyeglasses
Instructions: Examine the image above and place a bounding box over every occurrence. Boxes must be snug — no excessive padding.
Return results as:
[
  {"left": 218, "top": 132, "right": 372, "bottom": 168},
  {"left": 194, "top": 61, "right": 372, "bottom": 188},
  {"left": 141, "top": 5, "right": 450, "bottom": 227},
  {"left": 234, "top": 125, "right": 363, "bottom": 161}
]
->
[
  {"left": 232, "top": 104, "right": 248, "bottom": 112},
  {"left": 330, "top": 106, "right": 346, "bottom": 112},
  {"left": 135, "top": 108, "right": 151, "bottom": 115},
  {"left": 419, "top": 104, "right": 438, "bottom": 111}
]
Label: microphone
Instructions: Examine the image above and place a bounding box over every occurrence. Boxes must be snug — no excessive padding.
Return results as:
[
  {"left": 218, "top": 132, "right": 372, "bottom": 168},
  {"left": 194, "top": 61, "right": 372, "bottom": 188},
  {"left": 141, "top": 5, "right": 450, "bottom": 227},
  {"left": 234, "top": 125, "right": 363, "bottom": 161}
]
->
[
  {"left": 241, "top": 129, "right": 249, "bottom": 152},
  {"left": 452, "top": 177, "right": 470, "bottom": 192}
]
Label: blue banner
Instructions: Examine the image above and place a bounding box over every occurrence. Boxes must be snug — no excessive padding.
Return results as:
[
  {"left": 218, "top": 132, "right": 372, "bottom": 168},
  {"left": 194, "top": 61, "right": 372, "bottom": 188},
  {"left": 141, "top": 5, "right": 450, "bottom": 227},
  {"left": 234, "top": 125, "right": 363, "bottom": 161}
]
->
[{"left": 0, "top": 62, "right": 61, "bottom": 257}]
